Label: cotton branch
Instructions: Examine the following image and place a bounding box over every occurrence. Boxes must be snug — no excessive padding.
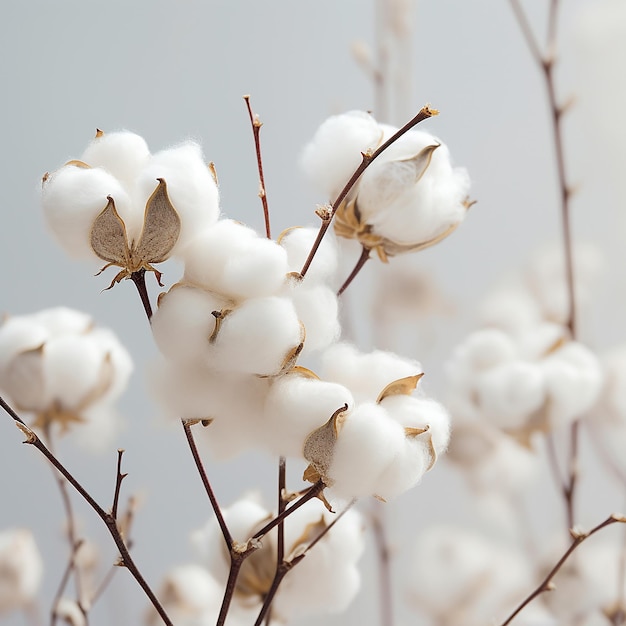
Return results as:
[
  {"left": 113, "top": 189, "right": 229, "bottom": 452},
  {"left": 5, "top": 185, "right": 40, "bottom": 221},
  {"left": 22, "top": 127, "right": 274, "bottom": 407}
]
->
[
  {"left": 299, "top": 105, "right": 437, "bottom": 280},
  {"left": 0, "top": 396, "right": 173, "bottom": 626},
  {"left": 244, "top": 95, "right": 272, "bottom": 239},
  {"left": 509, "top": 0, "right": 579, "bottom": 531},
  {"left": 130, "top": 269, "right": 153, "bottom": 321},
  {"left": 500, "top": 514, "right": 626, "bottom": 625}
]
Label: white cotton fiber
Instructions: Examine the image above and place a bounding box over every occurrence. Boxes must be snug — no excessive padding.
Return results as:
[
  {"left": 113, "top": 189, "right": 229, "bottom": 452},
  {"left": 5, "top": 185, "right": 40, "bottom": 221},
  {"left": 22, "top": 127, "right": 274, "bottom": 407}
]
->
[
  {"left": 0, "top": 317, "right": 49, "bottom": 376},
  {"left": 42, "top": 165, "right": 133, "bottom": 260},
  {"left": 322, "top": 343, "right": 422, "bottom": 402},
  {"left": 213, "top": 296, "right": 303, "bottom": 376},
  {"left": 301, "top": 111, "right": 382, "bottom": 198},
  {"left": 263, "top": 372, "right": 353, "bottom": 457},
  {"left": 474, "top": 361, "right": 545, "bottom": 429},
  {"left": 328, "top": 402, "right": 406, "bottom": 499},
  {"left": 80, "top": 130, "right": 150, "bottom": 190},
  {"left": 542, "top": 341, "right": 604, "bottom": 427},
  {"left": 43, "top": 334, "right": 107, "bottom": 410},
  {"left": 279, "top": 226, "right": 338, "bottom": 283},
  {"left": 183, "top": 219, "right": 288, "bottom": 299},
  {"left": 151, "top": 285, "right": 231, "bottom": 364},
  {"left": 285, "top": 281, "right": 340, "bottom": 353},
  {"left": 88, "top": 327, "right": 133, "bottom": 401},
  {"left": 137, "top": 142, "right": 220, "bottom": 254}
]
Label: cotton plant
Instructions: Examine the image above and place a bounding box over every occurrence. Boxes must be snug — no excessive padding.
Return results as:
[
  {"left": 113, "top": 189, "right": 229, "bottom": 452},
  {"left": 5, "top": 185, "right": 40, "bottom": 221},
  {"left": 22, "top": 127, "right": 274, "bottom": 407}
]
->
[{"left": 0, "top": 306, "right": 132, "bottom": 447}]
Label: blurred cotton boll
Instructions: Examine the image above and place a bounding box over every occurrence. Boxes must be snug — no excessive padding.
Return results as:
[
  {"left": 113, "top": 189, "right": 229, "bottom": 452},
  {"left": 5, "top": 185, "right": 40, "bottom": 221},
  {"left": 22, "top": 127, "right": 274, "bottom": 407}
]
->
[
  {"left": 192, "top": 493, "right": 364, "bottom": 622},
  {"left": 0, "top": 528, "right": 43, "bottom": 616},
  {"left": 0, "top": 307, "right": 132, "bottom": 446}
]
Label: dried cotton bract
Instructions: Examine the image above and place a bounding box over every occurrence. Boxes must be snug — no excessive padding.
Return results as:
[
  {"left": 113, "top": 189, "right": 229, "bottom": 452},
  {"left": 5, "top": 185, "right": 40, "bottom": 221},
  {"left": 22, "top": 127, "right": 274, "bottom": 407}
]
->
[
  {"left": 0, "top": 307, "right": 132, "bottom": 444},
  {"left": 42, "top": 130, "right": 219, "bottom": 287},
  {"left": 302, "top": 111, "right": 471, "bottom": 262}
]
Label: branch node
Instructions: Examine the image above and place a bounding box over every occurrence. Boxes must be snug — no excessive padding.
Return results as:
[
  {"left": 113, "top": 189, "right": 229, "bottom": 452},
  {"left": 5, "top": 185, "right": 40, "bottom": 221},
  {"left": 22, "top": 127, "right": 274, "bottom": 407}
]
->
[{"left": 15, "top": 421, "right": 37, "bottom": 444}]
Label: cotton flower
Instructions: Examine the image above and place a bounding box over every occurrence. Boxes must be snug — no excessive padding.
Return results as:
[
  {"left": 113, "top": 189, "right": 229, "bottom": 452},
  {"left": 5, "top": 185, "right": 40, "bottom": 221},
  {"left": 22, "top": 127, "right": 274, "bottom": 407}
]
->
[
  {"left": 0, "top": 528, "right": 43, "bottom": 616},
  {"left": 42, "top": 130, "right": 219, "bottom": 287},
  {"left": 0, "top": 307, "right": 132, "bottom": 443}
]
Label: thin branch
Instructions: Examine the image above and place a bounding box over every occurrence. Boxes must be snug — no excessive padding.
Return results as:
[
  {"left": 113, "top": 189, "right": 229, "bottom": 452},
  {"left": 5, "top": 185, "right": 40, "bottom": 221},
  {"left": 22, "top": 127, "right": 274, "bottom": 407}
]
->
[
  {"left": 338, "top": 245, "right": 371, "bottom": 296},
  {"left": 111, "top": 449, "right": 127, "bottom": 520},
  {"left": 181, "top": 419, "right": 233, "bottom": 550},
  {"left": 50, "top": 539, "right": 83, "bottom": 626},
  {"left": 299, "top": 105, "right": 437, "bottom": 279},
  {"left": 216, "top": 544, "right": 259, "bottom": 626},
  {"left": 1, "top": 397, "right": 173, "bottom": 626},
  {"left": 244, "top": 95, "right": 272, "bottom": 239},
  {"left": 277, "top": 457, "right": 287, "bottom": 566},
  {"left": 130, "top": 269, "right": 153, "bottom": 321},
  {"left": 253, "top": 502, "right": 355, "bottom": 626},
  {"left": 252, "top": 481, "right": 324, "bottom": 540},
  {"left": 500, "top": 514, "right": 625, "bottom": 625},
  {"left": 510, "top": 0, "right": 578, "bottom": 531}
]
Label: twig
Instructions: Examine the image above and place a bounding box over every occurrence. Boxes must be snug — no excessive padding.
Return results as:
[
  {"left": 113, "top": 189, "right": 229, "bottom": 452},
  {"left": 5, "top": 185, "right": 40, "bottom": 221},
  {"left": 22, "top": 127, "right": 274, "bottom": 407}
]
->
[
  {"left": 500, "top": 514, "right": 626, "bottom": 625},
  {"left": 509, "top": 0, "right": 578, "bottom": 531},
  {"left": 130, "top": 269, "right": 153, "bottom": 321},
  {"left": 299, "top": 105, "right": 437, "bottom": 280},
  {"left": 181, "top": 419, "right": 233, "bottom": 550},
  {"left": 50, "top": 539, "right": 84, "bottom": 626},
  {"left": 111, "top": 449, "right": 127, "bottom": 520},
  {"left": 0, "top": 396, "right": 173, "bottom": 626},
  {"left": 277, "top": 457, "right": 287, "bottom": 566},
  {"left": 338, "top": 245, "right": 371, "bottom": 296},
  {"left": 252, "top": 481, "right": 324, "bottom": 540},
  {"left": 244, "top": 95, "right": 271, "bottom": 239},
  {"left": 252, "top": 501, "right": 355, "bottom": 626}
]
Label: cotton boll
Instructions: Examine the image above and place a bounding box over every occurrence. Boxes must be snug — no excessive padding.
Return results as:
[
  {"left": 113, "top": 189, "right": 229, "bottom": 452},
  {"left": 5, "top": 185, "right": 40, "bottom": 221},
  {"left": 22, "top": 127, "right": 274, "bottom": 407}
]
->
[
  {"left": 30, "top": 307, "right": 93, "bottom": 336},
  {"left": 54, "top": 598, "right": 86, "bottom": 626},
  {"left": 151, "top": 285, "right": 231, "bottom": 364},
  {"left": 69, "top": 403, "right": 122, "bottom": 453},
  {"left": 383, "top": 395, "right": 451, "bottom": 455},
  {"left": 263, "top": 372, "right": 354, "bottom": 457},
  {"left": 137, "top": 142, "right": 219, "bottom": 254},
  {"left": 88, "top": 327, "right": 133, "bottom": 402},
  {"left": 80, "top": 130, "right": 150, "bottom": 190},
  {"left": 43, "top": 334, "right": 109, "bottom": 410},
  {"left": 478, "top": 286, "right": 543, "bottom": 336},
  {"left": 213, "top": 297, "right": 303, "bottom": 376},
  {"left": 279, "top": 226, "right": 338, "bottom": 283},
  {"left": 0, "top": 317, "right": 49, "bottom": 377},
  {"left": 322, "top": 343, "right": 422, "bottom": 403},
  {"left": 183, "top": 220, "right": 288, "bottom": 299},
  {"left": 42, "top": 164, "right": 133, "bottom": 260},
  {"left": 0, "top": 528, "right": 43, "bottom": 615},
  {"left": 447, "top": 328, "right": 517, "bottom": 375},
  {"left": 542, "top": 341, "right": 603, "bottom": 427},
  {"left": 328, "top": 402, "right": 406, "bottom": 499},
  {"left": 301, "top": 111, "right": 382, "bottom": 198},
  {"left": 285, "top": 281, "right": 340, "bottom": 353},
  {"left": 474, "top": 361, "right": 545, "bottom": 429},
  {"left": 276, "top": 503, "right": 364, "bottom": 617}
]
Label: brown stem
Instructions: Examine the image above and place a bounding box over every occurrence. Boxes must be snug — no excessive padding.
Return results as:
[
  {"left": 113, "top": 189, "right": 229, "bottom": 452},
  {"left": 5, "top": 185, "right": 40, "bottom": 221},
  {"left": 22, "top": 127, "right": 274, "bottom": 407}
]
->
[
  {"left": 252, "top": 481, "right": 324, "bottom": 540},
  {"left": 181, "top": 420, "right": 233, "bottom": 550},
  {"left": 510, "top": 0, "right": 578, "bottom": 531},
  {"left": 253, "top": 501, "right": 355, "bottom": 626},
  {"left": 244, "top": 95, "right": 272, "bottom": 239},
  {"left": 299, "top": 105, "right": 437, "bottom": 279},
  {"left": 111, "top": 449, "right": 127, "bottom": 520},
  {"left": 216, "top": 545, "right": 259, "bottom": 626},
  {"left": 370, "top": 502, "right": 394, "bottom": 626},
  {"left": 500, "top": 515, "right": 625, "bottom": 625},
  {"left": 50, "top": 539, "right": 84, "bottom": 626},
  {"left": 130, "top": 269, "right": 153, "bottom": 321},
  {"left": 277, "top": 457, "right": 287, "bottom": 566},
  {"left": 338, "top": 245, "right": 371, "bottom": 296},
  {"left": 1, "top": 397, "right": 173, "bottom": 626}
]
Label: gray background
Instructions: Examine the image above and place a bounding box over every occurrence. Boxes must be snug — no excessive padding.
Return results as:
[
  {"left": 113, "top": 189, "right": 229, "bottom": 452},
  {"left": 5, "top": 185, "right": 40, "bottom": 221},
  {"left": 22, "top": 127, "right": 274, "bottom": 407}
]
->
[{"left": 1, "top": 1, "right": 625, "bottom": 625}]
